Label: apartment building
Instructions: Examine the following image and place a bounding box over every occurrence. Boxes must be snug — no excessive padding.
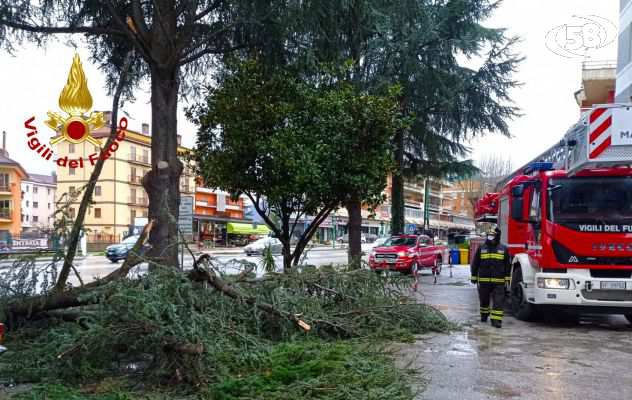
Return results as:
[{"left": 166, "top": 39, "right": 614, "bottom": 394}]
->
[
  {"left": 194, "top": 184, "right": 252, "bottom": 243},
  {"left": 293, "top": 174, "right": 474, "bottom": 242},
  {"left": 55, "top": 113, "right": 195, "bottom": 241},
  {"left": 21, "top": 173, "right": 57, "bottom": 232},
  {"left": 0, "top": 134, "right": 28, "bottom": 236}
]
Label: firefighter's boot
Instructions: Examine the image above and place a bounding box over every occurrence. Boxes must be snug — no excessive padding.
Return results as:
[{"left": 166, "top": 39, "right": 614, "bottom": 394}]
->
[
  {"left": 481, "top": 315, "right": 488, "bottom": 323},
  {"left": 490, "top": 319, "right": 502, "bottom": 329}
]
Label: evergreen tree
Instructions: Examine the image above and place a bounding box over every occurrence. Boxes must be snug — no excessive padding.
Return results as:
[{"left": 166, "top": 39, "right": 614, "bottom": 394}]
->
[{"left": 0, "top": 0, "right": 272, "bottom": 266}]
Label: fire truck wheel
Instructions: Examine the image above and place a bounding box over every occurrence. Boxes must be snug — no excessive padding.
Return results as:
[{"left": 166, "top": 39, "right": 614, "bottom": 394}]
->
[
  {"left": 510, "top": 266, "right": 539, "bottom": 321},
  {"left": 624, "top": 315, "right": 632, "bottom": 324}
]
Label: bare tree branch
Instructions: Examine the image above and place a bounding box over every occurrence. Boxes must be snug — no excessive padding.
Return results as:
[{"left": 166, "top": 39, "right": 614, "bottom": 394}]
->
[{"left": 1, "top": 20, "right": 124, "bottom": 36}]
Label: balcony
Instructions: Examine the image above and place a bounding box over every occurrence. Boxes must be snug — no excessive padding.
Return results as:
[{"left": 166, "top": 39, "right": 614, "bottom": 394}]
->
[
  {"left": 196, "top": 201, "right": 217, "bottom": 208},
  {"left": 128, "top": 197, "right": 149, "bottom": 206},
  {"left": 180, "top": 184, "right": 193, "bottom": 193},
  {"left": 128, "top": 175, "right": 143, "bottom": 185},
  {"left": 404, "top": 183, "right": 424, "bottom": 193},
  {"left": 0, "top": 185, "right": 10, "bottom": 195},
  {"left": 129, "top": 153, "right": 150, "bottom": 165},
  {"left": 0, "top": 208, "right": 12, "bottom": 220}
]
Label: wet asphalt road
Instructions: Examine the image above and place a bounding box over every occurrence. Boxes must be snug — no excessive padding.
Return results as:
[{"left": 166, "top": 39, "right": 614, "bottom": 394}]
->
[
  {"left": 0, "top": 245, "right": 373, "bottom": 287},
  {"left": 402, "top": 265, "right": 632, "bottom": 400}
]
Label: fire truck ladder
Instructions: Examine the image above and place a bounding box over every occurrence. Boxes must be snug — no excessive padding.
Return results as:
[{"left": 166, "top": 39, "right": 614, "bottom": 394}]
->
[{"left": 495, "top": 103, "right": 632, "bottom": 190}]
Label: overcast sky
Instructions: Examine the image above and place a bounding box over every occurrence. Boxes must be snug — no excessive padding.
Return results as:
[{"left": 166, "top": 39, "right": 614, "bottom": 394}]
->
[{"left": 0, "top": 0, "right": 621, "bottom": 176}]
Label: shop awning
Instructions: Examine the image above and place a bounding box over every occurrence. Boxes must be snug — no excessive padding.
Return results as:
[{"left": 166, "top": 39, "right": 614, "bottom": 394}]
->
[{"left": 226, "top": 222, "right": 270, "bottom": 235}]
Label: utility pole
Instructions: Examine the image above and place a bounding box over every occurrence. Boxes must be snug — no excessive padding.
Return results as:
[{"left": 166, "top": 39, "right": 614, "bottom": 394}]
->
[
  {"left": 423, "top": 177, "right": 430, "bottom": 233},
  {"left": 332, "top": 212, "right": 337, "bottom": 249}
]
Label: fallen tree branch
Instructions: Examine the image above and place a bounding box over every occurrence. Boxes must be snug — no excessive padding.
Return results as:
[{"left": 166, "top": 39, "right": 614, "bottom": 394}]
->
[
  {"left": 84, "top": 220, "right": 154, "bottom": 288},
  {"left": 163, "top": 342, "right": 204, "bottom": 355}
]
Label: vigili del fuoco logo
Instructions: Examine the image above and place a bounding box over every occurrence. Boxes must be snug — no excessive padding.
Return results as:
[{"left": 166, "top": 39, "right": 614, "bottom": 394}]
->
[{"left": 23, "top": 54, "right": 127, "bottom": 168}]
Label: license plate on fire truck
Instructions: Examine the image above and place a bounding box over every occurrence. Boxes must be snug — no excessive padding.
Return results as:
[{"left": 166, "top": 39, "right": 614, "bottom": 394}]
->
[{"left": 600, "top": 281, "right": 627, "bottom": 290}]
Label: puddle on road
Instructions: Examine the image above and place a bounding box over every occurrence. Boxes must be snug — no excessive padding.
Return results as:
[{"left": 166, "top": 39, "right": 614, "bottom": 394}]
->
[{"left": 445, "top": 335, "right": 477, "bottom": 356}]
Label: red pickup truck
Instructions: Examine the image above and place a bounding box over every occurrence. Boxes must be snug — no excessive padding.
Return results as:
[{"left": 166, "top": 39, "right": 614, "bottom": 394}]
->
[{"left": 369, "top": 234, "right": 447, "bottom": 274}]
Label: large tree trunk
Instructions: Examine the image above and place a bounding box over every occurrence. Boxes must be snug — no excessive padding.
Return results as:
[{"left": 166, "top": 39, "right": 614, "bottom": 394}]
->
[
  {"left": 142, "top": 67, "right": 182, "bottom": 267},
  {"left": 391, "top": 130, "right": 406, "bottom": 235},
  {"left": 346, "top": 199, "right": 362, "bottom": 268}
]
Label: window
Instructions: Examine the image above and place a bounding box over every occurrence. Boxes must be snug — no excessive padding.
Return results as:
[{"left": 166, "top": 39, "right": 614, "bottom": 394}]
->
[
  {"left": 529, "top": 185, "right": 542, "bottom": 222},
  {"left": 33, "top": 187, "right": 38, "bottom": 194},
  {"left": 48, "top": 203, "right": 51, "bottom": 209},
  {"left": 95, "top": 186, "right": 101, "bottom": 196},
  {"left": 143, "top": 149, "right": 149, "bottom": 162},
  {"left": 69, "top": 208, "right": 76, "bottom": 219},
  {"left": 26, "top": 215, "right": 29, "bottom": 221},
  {"left": 69, "top": 143, "right": 75, "bottom": 153},
  {"left": 131, "top": 167, "right": 136, "bottom": 180},
  {"left": 204, "top": 195, "right": 207, "bottom": 202},
  {"left": 130, "top": 209, "right": 136, "bottom": 223},
  {"left": 69, "top": 167, "right": 76, "bottom": 175},
  {"left": 25, "top": 185, "right": 29, "bottom": 192},
  {"left": 69, "top": 186, "right": 76, "bottom": 195},
  {"left": 95, "top": 208, "right": 101, "bottom": 218},
  {"left": 142, "top": 211, "right": 148, "bottom": 217},
  {"left": 47, "top": 188, "right": 51, "bottom": 195},
  {"left": 26, "top": 201, "right": 29, "bottom": 207},
  {"left": 33, "top": 202, "right": 38, "bottom": 208},
  {"left": 130, "top": 146, "right": 136, "bottom": 160},
  {"left": 33, "top": 216, "right": 38, "bottom": 222}
]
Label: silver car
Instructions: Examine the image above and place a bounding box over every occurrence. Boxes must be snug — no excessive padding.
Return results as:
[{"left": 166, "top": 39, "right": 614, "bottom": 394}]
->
[{"left": 244, "top": 237, "right": 283, "bottom": 256}]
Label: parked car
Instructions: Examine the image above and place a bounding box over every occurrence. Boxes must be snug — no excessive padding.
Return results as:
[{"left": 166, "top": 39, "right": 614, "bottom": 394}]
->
[
  {"left": 105, "top": 235, "right": 149, "bottom": 263},
  {"left": 365, "top": 233, "right": 378, "bottom": 243},
  {"left": 369, "top": 234, "right": 448, "bottom": 275},
  {"left": 244, "top": 237, "right": 283, "bottom": 256},
  {"left": 336, "top": 233, "right": 366, "bottom": 244}
]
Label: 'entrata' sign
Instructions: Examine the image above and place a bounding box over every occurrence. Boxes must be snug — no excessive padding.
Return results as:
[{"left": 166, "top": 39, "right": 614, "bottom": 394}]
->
[{"left": 12, "top": 238, "right": 48, "bottom": 250}]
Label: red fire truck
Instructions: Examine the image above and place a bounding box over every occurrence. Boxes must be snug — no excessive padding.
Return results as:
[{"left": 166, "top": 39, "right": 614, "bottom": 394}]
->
[{"left": 479, "top": 103, "right": 632, "bottom": 322}]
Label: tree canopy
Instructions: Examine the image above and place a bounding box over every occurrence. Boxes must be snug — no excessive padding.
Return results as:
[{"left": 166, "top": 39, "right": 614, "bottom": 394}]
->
[{"left": 189, "top": 59, "right": 405, "bottom": 269}]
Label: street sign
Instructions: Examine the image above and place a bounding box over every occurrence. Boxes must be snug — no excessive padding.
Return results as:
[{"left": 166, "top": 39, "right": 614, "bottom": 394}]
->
[
  {"left": 407, "top": 224, "right": 416, "bottom": 233},
  {"left": 178, "top": 196, "right": 194, "bottom": 236},
  {"left": 12, "top": 238, "right": 47, "bottom": 250}
]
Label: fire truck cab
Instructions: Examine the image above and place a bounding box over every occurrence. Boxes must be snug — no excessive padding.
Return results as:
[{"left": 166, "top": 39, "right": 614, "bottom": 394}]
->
[{"left": 490, "top": 103, "right": 632, "bottom": 321}]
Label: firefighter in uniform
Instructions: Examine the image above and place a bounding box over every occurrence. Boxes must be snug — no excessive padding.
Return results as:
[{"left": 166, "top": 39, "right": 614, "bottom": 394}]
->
[{"left": 470, "top": 227, "right": 511, "bottom": 328}]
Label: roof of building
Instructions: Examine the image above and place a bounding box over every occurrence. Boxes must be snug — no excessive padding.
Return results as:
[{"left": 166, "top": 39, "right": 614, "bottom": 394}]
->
[
  {"left": 24, "top": 173, "right": 56, "bottom": 185},
  {"left": 0, "top": 153, "right": 28, "bottom": 179}
]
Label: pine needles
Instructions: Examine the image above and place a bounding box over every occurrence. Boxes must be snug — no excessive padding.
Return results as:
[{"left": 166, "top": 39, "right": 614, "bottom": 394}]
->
[{"left": 1, "top": 264, "right": 453, "bottom": 395}]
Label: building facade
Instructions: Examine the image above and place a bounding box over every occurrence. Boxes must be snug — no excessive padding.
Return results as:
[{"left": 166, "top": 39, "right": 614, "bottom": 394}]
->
[
  {"left": 21, "top": 173, "right": 57, "bottom": 233},
  {"left": 294, "top": 174, "right": 474, "bottom": 243},
  {"left": 617, "top": 0, "right": 632, "bottom": 102},
  {"left": 0, "top": 134, "right": 28, "bottom": 236},
  {"left": 194, "top": 184, "right": 251, "bottom": 244},
  {"left": 442, "top": 182, "right": 476, "bottom": 220},
  {"left": 55, "top": 113, "right": 195, "bottom": 242}
]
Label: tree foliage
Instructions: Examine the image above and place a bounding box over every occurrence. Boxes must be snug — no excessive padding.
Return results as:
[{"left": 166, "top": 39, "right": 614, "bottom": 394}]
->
[
  {"left": 257, "top": 0, "right": 521, "bottom": 235},
  {"left": 0, "top": 0, "right": 273, "bottom": 266},
  {"left": 189, "top": 59, "right": 404, "bottom": 269}
]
